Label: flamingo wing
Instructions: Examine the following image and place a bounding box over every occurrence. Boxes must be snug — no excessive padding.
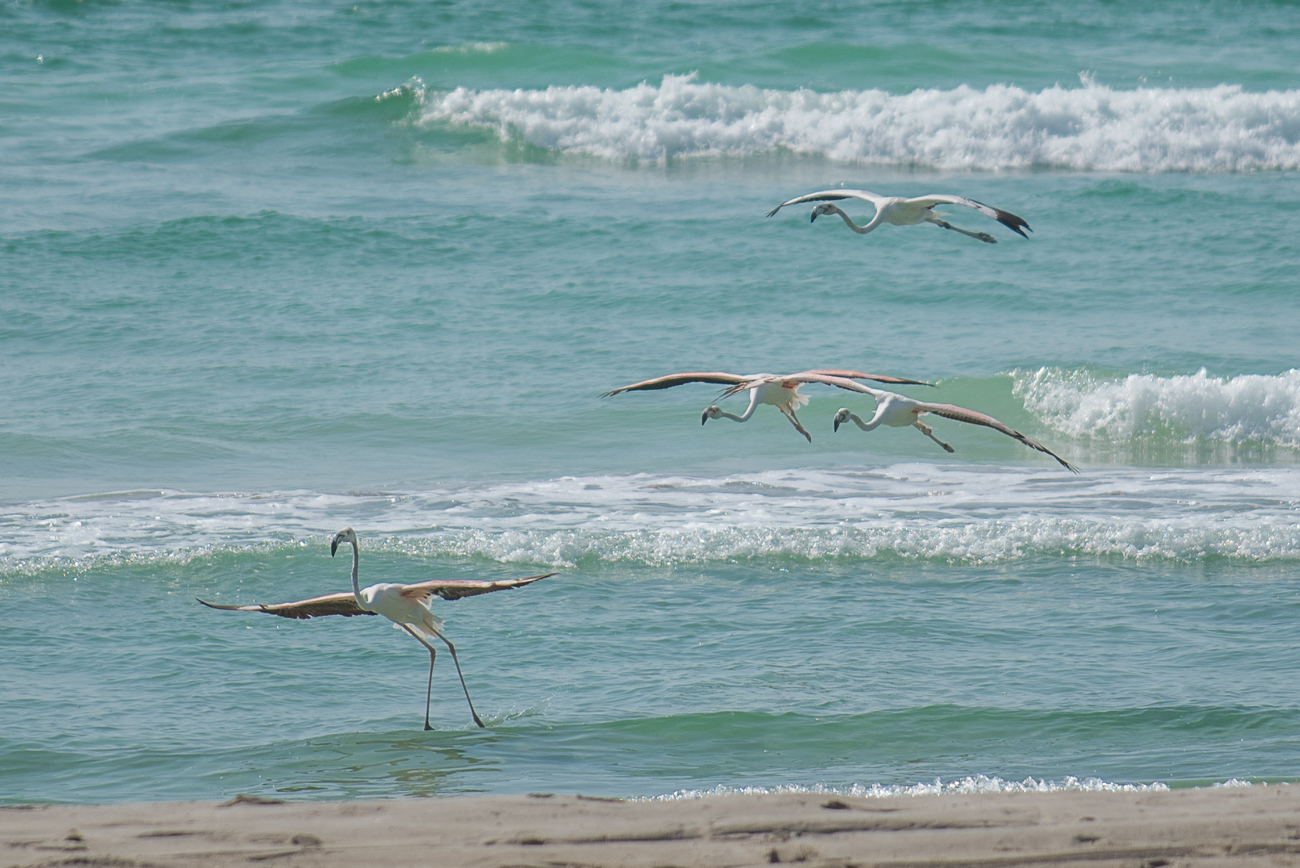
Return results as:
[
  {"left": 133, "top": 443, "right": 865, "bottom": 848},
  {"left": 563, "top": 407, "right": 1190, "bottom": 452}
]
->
[
  {"left": 919, "top": 403, "right": 1076, "bottom": 472},
  {"left": 399, "top": 572, "right": 557, "bottom": 603},
  {"left": 909, "top": 195, "right": 1031, "bottom": 238},
  {"left": 718, "top": 372, "right": 900, "bottom": 401},
  {"left": 197, "top": 592, "right": 375, "bottom": 620},
  {"left": 601, "top": 372, "right": 749, "bottom": 397},
  {"left": 766, "top": 189, "right": 887, "bottom": 218},
  {"left": 805, "top": 369, "right": 934, "bottom": 387}
]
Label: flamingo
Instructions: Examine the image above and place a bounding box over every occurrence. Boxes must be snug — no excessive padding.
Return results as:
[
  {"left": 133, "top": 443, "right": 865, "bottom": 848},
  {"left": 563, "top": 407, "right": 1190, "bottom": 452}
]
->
[
  {"left": 198, "top": 528, "right": 555, "bottom": 730},
  {"left": 602, "top": 369, "right": 933, "bottom": 442},
  {"left": 829, "top": 383, "right": 1077, "bottom": 472},
  {"left": 767, "top": 189, "right": 1031, "bottom": 243}
]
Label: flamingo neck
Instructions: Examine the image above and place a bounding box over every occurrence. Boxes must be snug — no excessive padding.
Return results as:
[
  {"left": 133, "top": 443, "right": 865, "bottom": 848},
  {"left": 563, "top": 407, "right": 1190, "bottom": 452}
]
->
[
  {"left": 828, "top": 205, "right": 871, "bottom": 234},
  {"left": 736, "top": 388, "right": 761, "bottom": 420},
  {"left": 348, "top": 540, "right": 363, "bottom": 607},
  {"left": 849, "top": 412, "right": 879, "bottom": 431}
]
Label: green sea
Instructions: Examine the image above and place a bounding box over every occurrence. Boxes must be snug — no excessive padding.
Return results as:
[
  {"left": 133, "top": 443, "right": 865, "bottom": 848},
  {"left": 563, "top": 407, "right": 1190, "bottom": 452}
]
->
[{"left": 3, "top": 0, "right": 1300, "bottom": 804}]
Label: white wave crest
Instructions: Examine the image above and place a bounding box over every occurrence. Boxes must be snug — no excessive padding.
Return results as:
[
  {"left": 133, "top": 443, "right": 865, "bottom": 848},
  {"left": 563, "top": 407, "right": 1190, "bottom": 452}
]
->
[
  {"left": 415, "top": 73, "right": 1300, "bottom": 171},
  {"left": 427, "top": 42, "right": 508, "bottom": 55},
  {"left": 409, "top": 520, "right": 1300, "bottom": 567},
  {"left": 3, "top": 466, "right": 1299, "bottom": 574},
  {"left": 1016, "top": 368, "right": 1300, "bottom": 447},
  {"left": 645, "top": 774, "right": 1170, "bottom": 801}
]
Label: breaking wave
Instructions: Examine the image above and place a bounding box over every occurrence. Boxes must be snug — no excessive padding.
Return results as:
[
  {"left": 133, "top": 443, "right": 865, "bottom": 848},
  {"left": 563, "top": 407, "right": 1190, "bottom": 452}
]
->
[
  {"left": 3, "top": 463, "right": 1298, "bottom": 574},
  {"left": 1017, "top": 368, "right": 1300, "bottom": 447},
  {"left": 413, "top": 73, "right": 1300, "bottom": 171}
]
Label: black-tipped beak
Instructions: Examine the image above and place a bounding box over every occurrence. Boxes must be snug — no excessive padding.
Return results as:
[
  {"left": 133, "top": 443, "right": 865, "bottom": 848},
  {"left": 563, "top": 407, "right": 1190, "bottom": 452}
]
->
[
  {"left": 330, "top": 537, "right": 339, "bottom": 557},
  {"left": 810, "top": 211, "right": 818, "bottom": 223},
  {"left": 833, "top": 416, "right": 842, "bottom": 432},
  {"left": 701, "top": 410, "right": 708, "bottom": 426}
]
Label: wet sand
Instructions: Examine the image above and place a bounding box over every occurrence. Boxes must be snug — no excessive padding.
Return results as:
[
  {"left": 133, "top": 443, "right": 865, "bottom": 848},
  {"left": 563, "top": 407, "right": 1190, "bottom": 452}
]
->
[{"left": 5, "top": 786, "right": 1300, "bottom": 868}]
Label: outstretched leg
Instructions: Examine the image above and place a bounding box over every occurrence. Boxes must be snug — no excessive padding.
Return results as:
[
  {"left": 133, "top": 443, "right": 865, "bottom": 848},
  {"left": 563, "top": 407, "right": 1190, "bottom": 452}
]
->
[
  {"left": 779, "top": 406, "right": 813, "bottom": 442},
  {"left": 401, "top": 625, "right": 438, "bottom": 731},
  {"left": 429, "top": 628, "right": 485, "bottom": 728},
  {"left": 927, "top": 216, "right": 996, "bottom": 244},
  {"left": 914, "top": 420, "right": 955, "bottom": 453}
]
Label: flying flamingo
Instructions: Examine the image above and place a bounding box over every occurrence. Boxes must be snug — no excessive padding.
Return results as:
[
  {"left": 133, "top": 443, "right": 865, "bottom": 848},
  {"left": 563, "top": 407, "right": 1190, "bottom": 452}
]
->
[
  {"left": 602, "top": 369, "right": 933, "bottom": 442},
  {"left": 767, "top": 189, "right": 1031, "bottom": 243},
  {"left": 829, "top": 383, "right": 1077, "bottom": 472},
  {"left": 199, "top": 527, "right": 555, "bottom": 730}
]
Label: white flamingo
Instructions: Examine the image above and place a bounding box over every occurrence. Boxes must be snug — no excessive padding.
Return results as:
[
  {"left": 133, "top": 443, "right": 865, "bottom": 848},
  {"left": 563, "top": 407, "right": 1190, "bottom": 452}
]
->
[
  {"left": 767, "top": 189, "right": 1031, "bottom": 243},
  {"left": 829, "top": 383, "right": 1076, "bottom": 472},
  {"left": 199, "top": 528, "right": 555, "bottom": 730},
  {"left": 602, "top": 369, "right": 932, "bottom": 442}
]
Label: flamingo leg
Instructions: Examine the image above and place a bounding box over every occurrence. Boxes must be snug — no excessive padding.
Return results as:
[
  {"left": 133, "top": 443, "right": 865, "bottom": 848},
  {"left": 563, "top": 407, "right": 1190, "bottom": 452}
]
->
[
  {"left": 914, "top": 419, "right": 955, "bottom": 453},
  {"left": 401, "top": 625, "right": 438, "bottom": 731},
  {"left": 926, "top": 216, "right": 996, "bottom": 244},
  {"left": 779, "top": 405, "right": 813, "bottom": 442},
  {"left": 429, "top": 627, "right": 485, "bottom": 728}
]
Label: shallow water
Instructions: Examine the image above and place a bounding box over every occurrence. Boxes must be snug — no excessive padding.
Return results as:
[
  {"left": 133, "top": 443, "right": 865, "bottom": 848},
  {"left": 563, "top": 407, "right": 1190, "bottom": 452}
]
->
[{"left": 2, "top": 0, "right": 1299, "bottom": 804}]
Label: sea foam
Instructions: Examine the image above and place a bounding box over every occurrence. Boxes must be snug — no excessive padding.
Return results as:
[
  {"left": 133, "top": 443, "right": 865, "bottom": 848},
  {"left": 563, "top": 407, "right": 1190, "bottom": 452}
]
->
[
  {"left": 3, "top": 465, "right": 1298, "bottom": 574},
  {"left": 1016, "top": 368, "right": 1300, "bottom": 447},
  {"left": 415, "top": 74, "right": 1300, "bottom": 171},
  {"left": 646, "top": 775, "right": 1170, "bottom": 801}
]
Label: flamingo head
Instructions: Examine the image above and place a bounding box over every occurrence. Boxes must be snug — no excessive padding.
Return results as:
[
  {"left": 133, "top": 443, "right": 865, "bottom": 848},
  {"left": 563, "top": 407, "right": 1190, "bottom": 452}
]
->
[
  {"left": 701, "top": 405, "right": 723, "bottom": 426},
  {"left": 331, "top": 526, "right": 357, "bottom": 557},
  {"left": 810, "top": 203, "right": 838, "bottom": 223},
  {"left": 833, "top": 408, "right": 852, "bottom": 432}
]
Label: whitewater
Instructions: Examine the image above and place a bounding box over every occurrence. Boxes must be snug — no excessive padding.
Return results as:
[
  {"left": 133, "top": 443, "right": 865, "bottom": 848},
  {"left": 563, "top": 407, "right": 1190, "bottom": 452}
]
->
[{"left": 417, "top": 74, "right": 1300, "bottom": 171}]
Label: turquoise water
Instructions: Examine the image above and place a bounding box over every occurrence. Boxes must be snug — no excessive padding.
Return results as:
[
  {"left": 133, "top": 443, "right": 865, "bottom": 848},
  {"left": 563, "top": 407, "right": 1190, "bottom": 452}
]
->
[{"left": 3, "top": 0, "right": 1300, "bottom": 804}]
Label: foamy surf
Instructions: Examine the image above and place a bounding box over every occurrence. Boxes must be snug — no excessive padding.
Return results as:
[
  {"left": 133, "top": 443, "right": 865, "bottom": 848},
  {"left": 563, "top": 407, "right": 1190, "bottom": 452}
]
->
[
  {"left": 645, "top": 775, "right": 1171, "bottom": 801},
  {"left": 1016, "top": 368, "right": 1300, "bottom": 447},
  {"left": 3, "top": 464, "right": 1297, "bottom": 573},
  {"left": 414, "top": 73, "right": 1300, "bottom": 171}
]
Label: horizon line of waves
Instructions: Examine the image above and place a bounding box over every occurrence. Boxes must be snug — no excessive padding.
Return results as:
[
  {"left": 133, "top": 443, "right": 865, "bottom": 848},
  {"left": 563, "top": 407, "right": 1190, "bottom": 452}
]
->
[
  {"left": 5, "top": 518, "right": 1300, "bottom": 577},
  {"left": 643, "top": 774, "right": 1174, "bottom": 801},
  {"left": 1016, "top": 368, "right": 1300, "bottom": 448},
  {"left": 410, "top": 73, "right": 1300, "bottom": 171}
]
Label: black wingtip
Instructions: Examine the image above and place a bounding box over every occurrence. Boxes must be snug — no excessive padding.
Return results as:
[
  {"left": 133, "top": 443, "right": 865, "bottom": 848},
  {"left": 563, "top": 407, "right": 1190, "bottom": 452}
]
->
[
  {"left": 998, "top": 211, "right": 1031, "bottom": 238},
  {"left": 765, "top": 207, "right": 780, "bottom": 217}
]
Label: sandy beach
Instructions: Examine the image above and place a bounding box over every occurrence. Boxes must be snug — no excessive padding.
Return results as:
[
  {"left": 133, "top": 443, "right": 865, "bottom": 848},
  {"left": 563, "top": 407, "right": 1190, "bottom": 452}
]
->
[{"left": 5, "top": 787, "right": 1300, "bottom": 868}]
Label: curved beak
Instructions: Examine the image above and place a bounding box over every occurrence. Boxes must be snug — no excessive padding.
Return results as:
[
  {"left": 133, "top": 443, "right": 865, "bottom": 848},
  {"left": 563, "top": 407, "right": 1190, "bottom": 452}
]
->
[
  {"left": 810, "top": 211, "right": 818, "bottom": 223},
  {"left": 833, "top": 415, "right": 843, "bottom": 432},
  {"left": 701, "top": 409, "right": 710, "bottom": 426},
  {"left": 330, "top": 537, "right": 339, "bottom": 557}
]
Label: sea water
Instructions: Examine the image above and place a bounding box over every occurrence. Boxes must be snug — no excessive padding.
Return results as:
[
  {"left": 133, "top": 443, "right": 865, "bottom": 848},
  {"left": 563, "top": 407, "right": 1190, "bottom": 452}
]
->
[{"left": 2, "top": 0, "right": 1300, "bottom": 804}]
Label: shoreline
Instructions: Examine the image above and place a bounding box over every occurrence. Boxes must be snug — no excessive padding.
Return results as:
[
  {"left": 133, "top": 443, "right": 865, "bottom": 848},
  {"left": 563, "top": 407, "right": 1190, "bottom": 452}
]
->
[{"left": 5, "top": 786, "right": 1300, "bottom": 867}]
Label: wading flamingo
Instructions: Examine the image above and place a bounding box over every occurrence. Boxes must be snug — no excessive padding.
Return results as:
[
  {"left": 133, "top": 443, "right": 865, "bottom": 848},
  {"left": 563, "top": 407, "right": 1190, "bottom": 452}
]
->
[
  {"left": 767, "top": 189, "right": 1031, "bottom": 243},
  {"left": 199, "top": 527, "right": 555, "bottom": 730},
  {"left": 829, "top": 384, "right": 1076, "bottom": 471},
  {"left": 602, "top": 369, "right": 933, "bottom": 442}
]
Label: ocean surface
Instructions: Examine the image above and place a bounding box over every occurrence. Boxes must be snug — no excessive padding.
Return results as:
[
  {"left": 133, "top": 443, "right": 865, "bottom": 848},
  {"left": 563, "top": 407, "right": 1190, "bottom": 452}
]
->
[{"left": 3, "top": 0, "right": 1300, "bottom": 804}]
